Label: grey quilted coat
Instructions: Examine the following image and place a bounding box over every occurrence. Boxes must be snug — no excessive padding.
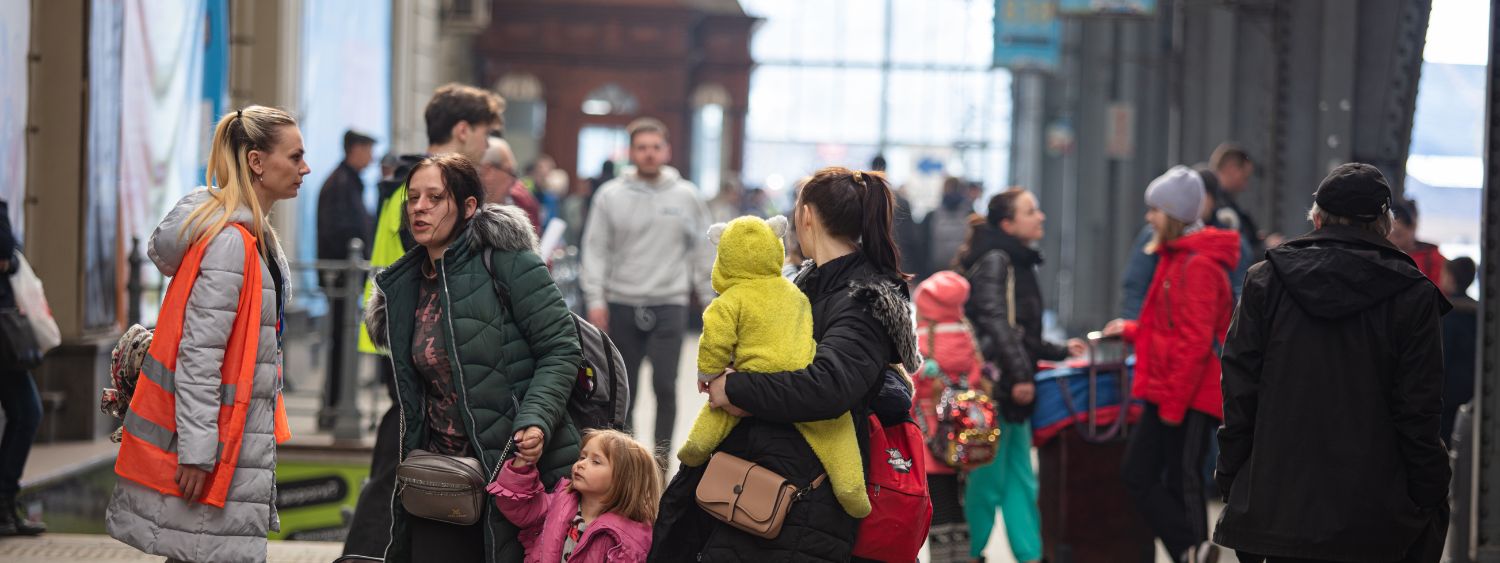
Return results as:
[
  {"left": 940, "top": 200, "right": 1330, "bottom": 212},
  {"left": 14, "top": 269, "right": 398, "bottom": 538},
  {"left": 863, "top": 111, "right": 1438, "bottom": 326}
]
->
[{"left": 106, "top": 188, "right": 290, "bottom": 563}]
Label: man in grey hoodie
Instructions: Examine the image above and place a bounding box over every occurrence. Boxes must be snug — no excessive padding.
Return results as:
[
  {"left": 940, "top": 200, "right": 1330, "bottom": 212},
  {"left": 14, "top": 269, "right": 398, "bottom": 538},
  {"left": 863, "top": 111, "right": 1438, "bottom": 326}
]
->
[{"left": 581, "top": 117, "right": 715, "bottom": 458}]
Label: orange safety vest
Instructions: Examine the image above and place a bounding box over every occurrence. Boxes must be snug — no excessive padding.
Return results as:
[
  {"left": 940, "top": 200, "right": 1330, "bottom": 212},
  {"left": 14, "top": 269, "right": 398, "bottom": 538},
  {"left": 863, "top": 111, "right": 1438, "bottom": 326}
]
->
[{"left": 115, "top": 224, "right": 292, "bottom": 508}]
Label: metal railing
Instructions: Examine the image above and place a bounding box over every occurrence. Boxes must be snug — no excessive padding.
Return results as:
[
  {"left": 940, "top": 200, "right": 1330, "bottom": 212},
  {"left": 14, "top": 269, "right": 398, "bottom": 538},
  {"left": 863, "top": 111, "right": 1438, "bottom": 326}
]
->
[{"left": 292, "top": 239, "right": 372, "bottom": 445}]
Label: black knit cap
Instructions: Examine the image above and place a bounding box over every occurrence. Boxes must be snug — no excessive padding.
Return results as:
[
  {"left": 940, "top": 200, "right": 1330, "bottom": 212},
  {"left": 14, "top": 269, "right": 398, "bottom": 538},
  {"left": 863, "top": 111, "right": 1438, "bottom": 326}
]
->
[{"left": 1314, "top": 163, "right": 1391, "bottom": 222}]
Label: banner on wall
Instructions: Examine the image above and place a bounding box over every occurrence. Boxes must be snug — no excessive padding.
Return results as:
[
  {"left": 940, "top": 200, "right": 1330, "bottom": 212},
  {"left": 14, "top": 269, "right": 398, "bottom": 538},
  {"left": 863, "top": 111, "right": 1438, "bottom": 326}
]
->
[
  {"left": 0, "top": 1, "right": 29, "bottom": 236},
  {"left": 120, "top": 0, "right": 209, "bottom": 249},
  {"left": 1058, "top": 0, "right": 1156, "bottom": 16},
  {"left": 993, "top": 0, "right": 1061, "bottom": 71},
  {"left": 87, "top": 0, "right": 125, "bottom": 329}
]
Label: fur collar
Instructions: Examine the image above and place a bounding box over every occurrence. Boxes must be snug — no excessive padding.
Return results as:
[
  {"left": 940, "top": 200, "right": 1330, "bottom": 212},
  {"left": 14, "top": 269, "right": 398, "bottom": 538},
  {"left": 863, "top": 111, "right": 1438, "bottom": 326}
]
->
[
  {"left": 848, "top": 277, "right": 923, "bottom": 376},
  {"left": 467, "top": 203, "right": 540, "bottom": 254}
]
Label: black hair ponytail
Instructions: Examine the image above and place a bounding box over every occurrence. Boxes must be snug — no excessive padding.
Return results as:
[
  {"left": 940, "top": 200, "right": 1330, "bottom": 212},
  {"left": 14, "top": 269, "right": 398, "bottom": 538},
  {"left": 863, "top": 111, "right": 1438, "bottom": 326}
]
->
[{"left": 798, "top": 167, "right": 911, "bottom": 281}]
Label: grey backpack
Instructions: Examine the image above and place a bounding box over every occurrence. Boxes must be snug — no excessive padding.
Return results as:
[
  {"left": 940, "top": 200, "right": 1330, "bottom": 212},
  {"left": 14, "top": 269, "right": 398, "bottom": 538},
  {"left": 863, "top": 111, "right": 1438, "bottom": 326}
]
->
[{"left": 481, "top": 249, "right": 630, "bottom": 431}]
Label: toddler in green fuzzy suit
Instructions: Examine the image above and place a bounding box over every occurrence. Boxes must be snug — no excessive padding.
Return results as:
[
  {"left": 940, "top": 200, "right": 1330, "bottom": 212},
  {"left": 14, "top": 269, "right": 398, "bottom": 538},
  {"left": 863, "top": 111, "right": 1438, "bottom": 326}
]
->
[{"left": 678, "top": 214, "right": 872, "bottom": 518}]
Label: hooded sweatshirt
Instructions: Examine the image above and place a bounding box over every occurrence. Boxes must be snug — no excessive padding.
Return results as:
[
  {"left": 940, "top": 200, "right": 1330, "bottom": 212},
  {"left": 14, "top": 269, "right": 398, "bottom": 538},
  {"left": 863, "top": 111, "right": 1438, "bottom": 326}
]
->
[
  {"left": 1120, "top": 227, "right": 1241, "bottom": 422},
  {"left": 579, "top": 165, "right": 716, "bottom": 308},
  {"left": 1214, "top": 225, "right": 1451, "bottom": 562}
]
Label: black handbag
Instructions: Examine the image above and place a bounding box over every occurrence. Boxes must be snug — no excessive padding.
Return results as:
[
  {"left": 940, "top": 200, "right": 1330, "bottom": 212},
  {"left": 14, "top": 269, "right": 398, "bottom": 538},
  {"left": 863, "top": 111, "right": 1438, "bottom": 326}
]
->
[{"left": 0, "top": 307, "right": 42, "bottom": 369}]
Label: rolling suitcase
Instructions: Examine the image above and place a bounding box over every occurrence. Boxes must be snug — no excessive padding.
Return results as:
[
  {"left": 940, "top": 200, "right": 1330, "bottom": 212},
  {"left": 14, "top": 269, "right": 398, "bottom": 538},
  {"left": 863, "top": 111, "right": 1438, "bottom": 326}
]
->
[{"left": 1034, "top": 335, "right": 1154, "bottom": 563}]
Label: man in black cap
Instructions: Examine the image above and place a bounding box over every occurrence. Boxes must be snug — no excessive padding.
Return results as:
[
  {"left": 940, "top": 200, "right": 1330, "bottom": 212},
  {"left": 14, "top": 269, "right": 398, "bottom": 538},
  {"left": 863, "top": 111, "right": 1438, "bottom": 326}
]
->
[
  {"left": 1213, "top": 163, "right": 1451, "bottom": 563},
  {"left": 315, "top": 129, "right": 376, "bottom": 429}
]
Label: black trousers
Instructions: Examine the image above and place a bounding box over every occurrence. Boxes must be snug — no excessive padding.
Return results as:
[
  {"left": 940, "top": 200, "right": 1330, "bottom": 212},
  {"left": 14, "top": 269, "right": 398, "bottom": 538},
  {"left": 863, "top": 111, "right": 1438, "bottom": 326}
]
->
[
  {"left": 608, "top": 303, "right": 686, "bottom": 453},
  {"left": 342, "top": 361, "right": 400, "bottom": 558},
  {"left": 0, "top": 368, "right": 41, "bottom": 496},
  {"left": 409, "top": 516, "right": 484, "bottom": 563},
  {"left": 1120, "top": 402, "right": 1215, "bottom": 558}
]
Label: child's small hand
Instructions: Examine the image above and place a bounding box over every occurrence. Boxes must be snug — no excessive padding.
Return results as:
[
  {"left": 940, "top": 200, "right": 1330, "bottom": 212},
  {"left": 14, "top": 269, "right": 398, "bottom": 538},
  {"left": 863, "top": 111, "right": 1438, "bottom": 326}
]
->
[{"left": 513, "top": 426, "right": 545, "bottom": 464}]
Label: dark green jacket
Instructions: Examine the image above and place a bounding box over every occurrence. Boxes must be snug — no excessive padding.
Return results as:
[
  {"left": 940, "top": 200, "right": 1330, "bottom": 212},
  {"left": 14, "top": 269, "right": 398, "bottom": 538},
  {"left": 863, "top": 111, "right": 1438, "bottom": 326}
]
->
[{"left": 366, "top": 204, "right": 581, "bottom": 563}]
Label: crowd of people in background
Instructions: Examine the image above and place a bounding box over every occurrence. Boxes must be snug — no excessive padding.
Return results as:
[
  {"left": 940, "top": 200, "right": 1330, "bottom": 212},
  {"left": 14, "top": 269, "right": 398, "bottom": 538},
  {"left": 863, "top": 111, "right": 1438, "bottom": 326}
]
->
[{"left": 57, "top": 75, "right": 1474, "bottom": 563}]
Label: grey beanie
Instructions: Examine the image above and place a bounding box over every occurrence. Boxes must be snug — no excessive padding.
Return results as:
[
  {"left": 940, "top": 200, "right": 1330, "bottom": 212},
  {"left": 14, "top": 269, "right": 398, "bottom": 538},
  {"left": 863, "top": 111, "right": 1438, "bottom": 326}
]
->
[{"left": 1145, "top": 165, "right": 1206, "bottom": 224}]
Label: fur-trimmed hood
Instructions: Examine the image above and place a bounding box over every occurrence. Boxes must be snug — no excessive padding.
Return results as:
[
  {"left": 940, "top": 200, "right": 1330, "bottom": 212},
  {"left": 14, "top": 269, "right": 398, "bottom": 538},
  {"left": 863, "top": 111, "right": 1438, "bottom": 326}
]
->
[
  {"left": 364, "top": 203, "right": 539, "bottom": 350},
  {"left": 850, "top": 277, "right": 923, "bottom": 376},
  {"left": 149, "top": 187, "right": 290, "bottom": 279}
]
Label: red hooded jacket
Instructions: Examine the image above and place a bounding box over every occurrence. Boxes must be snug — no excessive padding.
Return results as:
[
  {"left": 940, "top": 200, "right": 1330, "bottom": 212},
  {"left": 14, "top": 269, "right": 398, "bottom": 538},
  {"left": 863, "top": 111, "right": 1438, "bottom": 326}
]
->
[{"left": 1122, "top": 227, "right": 1241, "bottom": 423}]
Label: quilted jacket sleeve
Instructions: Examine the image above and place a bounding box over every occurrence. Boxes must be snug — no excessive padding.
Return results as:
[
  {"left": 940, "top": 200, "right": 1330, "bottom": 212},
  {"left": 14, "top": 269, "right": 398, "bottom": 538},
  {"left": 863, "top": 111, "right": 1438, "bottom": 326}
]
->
[
  {"left": 965, "top": 251, "right": 1033, "bottom": 385},
  {"left": 503, "top": 249, "right": 584, "bottom": 442},
  {"left": 175, "top": 230, "right": 246, "bottom": 469}
]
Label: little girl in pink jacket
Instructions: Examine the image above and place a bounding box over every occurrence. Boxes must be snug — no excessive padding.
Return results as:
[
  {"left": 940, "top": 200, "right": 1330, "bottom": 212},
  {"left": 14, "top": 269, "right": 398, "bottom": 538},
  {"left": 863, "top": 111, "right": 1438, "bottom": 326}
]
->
[{"left": 487, "top": 429, "right": 661, "bottom": 562}]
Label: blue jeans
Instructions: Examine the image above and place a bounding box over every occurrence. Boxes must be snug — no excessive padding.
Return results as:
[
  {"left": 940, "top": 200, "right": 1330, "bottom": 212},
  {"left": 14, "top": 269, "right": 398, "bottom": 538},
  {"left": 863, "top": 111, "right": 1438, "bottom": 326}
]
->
[{"left": 0, "top": 369, "right": 41, "bottom": 495}]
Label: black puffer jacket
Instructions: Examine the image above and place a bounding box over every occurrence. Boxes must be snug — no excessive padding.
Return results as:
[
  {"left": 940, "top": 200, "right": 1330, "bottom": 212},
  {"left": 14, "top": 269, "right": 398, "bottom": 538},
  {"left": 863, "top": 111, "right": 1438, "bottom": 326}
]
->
[
  {"left": 1214, "top": 225, "right": 1451, "bottom": 562},
  {"left": 649, "top": 252, "right": 922, "bottom": 563},
  {"left": 959, "top": 225, "right": 1069, "bottom": 421}
]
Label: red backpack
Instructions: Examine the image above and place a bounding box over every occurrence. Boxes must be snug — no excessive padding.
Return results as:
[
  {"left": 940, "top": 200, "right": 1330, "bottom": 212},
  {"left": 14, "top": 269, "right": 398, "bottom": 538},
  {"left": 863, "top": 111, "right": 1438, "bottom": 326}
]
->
[{"left": 852, "top": 413, "right": 932, "bottom": 562}]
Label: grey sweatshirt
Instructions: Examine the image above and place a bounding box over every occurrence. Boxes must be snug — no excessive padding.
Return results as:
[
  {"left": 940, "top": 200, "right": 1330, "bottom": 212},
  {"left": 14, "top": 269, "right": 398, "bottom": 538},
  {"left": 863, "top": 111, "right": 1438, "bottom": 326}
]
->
[{"left": 581, "top": 165, "right": 716, "bottom": 308}]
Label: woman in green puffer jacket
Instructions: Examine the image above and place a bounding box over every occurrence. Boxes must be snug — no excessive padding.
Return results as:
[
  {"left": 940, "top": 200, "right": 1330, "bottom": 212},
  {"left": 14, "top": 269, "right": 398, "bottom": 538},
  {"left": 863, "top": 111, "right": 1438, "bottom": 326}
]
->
[{"left": 364, "top": 153, "right": 583, "bottom": 563}]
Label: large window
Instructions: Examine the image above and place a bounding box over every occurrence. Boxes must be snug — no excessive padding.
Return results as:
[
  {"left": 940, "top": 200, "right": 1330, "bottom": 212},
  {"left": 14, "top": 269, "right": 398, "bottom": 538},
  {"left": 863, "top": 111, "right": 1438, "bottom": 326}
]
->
[
  {"left": 740, "top": 0, "right": 1012, "bottom": 213},
  {"left": 1406, "top": 0, "right": 1487, "bottom": 295}
]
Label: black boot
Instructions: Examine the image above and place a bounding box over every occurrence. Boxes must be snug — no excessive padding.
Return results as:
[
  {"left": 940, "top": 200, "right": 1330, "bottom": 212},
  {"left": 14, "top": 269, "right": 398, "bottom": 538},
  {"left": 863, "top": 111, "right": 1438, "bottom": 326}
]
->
[{"left": 0, "top": 494, "right": 46, "bottom": 536}]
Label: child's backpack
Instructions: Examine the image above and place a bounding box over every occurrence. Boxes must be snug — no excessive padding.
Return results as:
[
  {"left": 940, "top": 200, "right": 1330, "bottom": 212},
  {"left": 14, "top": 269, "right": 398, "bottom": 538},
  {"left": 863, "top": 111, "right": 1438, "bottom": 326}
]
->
[
  {"left": 916, "top": 320, "right": 1002, "bottom": 470},
  {"left": 482, "top": 249, "right": 630, "bottom": 431},
  {"left": 928, "top": 385, "right": 1001, "bottom": 469},
  {"left": 852, "top": 409, "right": 932, "bottom": 562},
  {"left": 102, "top": 324, "right": 154, "bottom": 442}
]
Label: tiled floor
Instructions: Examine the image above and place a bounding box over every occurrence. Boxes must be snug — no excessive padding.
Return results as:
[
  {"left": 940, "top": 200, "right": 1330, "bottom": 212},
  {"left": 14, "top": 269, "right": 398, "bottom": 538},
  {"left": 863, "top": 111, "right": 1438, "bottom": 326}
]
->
[{"left": 0, "top": 533, "right": 344, "bottom": 563}]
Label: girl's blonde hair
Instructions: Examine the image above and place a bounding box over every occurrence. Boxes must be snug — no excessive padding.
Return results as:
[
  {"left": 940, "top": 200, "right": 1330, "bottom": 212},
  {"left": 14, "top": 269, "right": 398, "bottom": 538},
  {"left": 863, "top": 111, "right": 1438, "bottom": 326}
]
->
[
  {"left": 184, "top": 105, "right": 298, "bottom": 250},
  {"left": 572, "top": 429, "right": 662, "bottom": 524},
  {"left": 1144, "top": 212, "right": 1192, "bottom": 255}
]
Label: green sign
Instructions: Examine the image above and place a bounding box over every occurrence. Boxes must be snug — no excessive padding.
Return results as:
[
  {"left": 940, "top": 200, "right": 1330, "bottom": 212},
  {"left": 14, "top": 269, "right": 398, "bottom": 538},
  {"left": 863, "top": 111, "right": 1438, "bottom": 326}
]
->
[{"left": 270, "top": 458, "right": 372, "bottom": 541}]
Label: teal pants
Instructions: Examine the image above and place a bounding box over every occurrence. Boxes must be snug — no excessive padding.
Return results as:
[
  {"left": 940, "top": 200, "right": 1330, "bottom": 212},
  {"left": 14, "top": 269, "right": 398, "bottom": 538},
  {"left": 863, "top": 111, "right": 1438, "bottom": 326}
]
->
[{"left": 964, "top": 419, "right": 1042, "bottom": 562}]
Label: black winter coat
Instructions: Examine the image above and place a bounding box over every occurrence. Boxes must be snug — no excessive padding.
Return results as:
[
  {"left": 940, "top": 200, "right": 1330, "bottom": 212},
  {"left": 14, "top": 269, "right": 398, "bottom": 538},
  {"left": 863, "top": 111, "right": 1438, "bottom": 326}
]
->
[
  {"left": 649, "top": 253, "right": 922, "bottom": 563},
  {"left": 1214, "top": 225, "right": 1451, "bottom": 562},
  {"left": 316, "top": 162, "right": 373, "bottom": 261},
  {"left": 960, "top": 226, "right": 1068, "bottom": 421}
]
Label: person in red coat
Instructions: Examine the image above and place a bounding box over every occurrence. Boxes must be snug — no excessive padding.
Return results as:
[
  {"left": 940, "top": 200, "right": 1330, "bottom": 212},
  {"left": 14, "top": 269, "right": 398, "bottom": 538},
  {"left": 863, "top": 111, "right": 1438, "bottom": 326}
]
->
[
  {"left": 1103, "top": 165, "right": 1241, "bottom": 563},
  {"left": 1388, "top": 198, "right": 1445, "bottom": 287}
]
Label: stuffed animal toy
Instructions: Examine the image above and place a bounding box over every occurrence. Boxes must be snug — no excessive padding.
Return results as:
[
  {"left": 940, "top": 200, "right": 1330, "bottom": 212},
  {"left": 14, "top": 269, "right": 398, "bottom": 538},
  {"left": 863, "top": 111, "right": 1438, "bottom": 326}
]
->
[{"left": 678, "top": 215, "right": 871, "bottom": 517}]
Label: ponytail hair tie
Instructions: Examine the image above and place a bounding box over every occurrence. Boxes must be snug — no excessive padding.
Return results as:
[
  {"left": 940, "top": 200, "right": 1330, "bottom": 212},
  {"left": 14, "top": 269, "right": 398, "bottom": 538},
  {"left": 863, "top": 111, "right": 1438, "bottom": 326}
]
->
[{"left": 852, "top": 170, "right": 866, "bottom": 186}]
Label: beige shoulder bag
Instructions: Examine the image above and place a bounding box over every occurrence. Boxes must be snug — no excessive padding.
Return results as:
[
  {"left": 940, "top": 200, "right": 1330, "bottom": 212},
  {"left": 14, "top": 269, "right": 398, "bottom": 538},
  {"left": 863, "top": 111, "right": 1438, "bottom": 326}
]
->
[{"left": 695, "top": 452, "right": 826, "bottom": 539}]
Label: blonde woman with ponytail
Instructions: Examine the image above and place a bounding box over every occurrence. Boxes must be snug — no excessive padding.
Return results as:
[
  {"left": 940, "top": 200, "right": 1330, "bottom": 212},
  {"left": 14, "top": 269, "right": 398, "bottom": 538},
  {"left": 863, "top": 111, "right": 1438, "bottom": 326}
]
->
[{"left": 106, "top": 106, "right": 308, "bottom": 563}]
